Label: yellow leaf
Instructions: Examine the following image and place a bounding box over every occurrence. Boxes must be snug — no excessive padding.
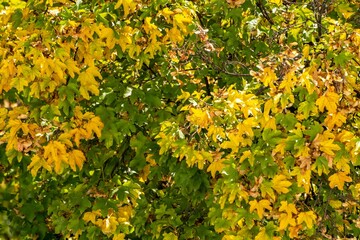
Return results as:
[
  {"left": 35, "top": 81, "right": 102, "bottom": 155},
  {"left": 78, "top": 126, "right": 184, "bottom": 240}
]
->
[
  {"left": 260, "top": 67, "right": 277, "bottom": 87},
  {"left": 279, "top": 201, "right": 298, "bottom": 215},
  {"left": 249, "top": 199, "right": 272, "bottom": 218},
  {"left": 113, "top": 233, "right": 125, "bottom": 240},
  {"left": 101, "top": 216, "right": 118, "bottom": 234},
  {"left": 207, "top": 160, "right": 224, "bottom": 178},
  {"left": 279, "top": 71, "right": 296, "bottom": 94},
  {"left": 263, "top": 99, "right": 273, "bottom": 121},
  {"left": 187, "top": 108, "right": 212, "bottom": 129},
  {"left": 177, "top": 89, "right": 190, "bottom": 102},
  {"left": 272, "top": 174, "right": 292, "bottom": 194},
  {"left": 316, "top": 92, "right": 339, "bottom": 113},
  {"left": 207, "top": 125, "right": 225, "bottom": 142},
  {"left": 173, "top": 13, "right": 192, "bottom": 33},
  {"left": 115, "top": 0, "right": 137, "bottom": 17},
  {"left": 68, "top": 149, "right": 86, "bottom": 171},
  {"left": 163, "top": 232, "right": 178, "bottom": 240},
  {"left": 255, "top": 228, "right": 271, "bottom": 240},
  {"left": 117, "top": 205, "right": 133, "bottom": 223},
  {"left": 269, "top": 0, "right": 282, "bottom": 5},
  {"left": 139, "top": 164, "right": 151, "bottom": 182},
  {"left": 159, "top": 7, "right": 174, "bottom": 23},
  {"left": 278, "top": 213, "right": 296, "bottom": 230},
  {"left": 58, "top": 133, "right": 73, "bottom": 147},
  {"left": 297, "top": 211, "right": 316, "bottom": 229},
  {"left": 27, "top": 154, "right": 52, "bottom": 176},
  {"left": 329, "top": 200, "right": 342, "bottom": 209},
  {"left": 337, "top": 130, "right": 354, "bottom": 143},
  {"left": 289, "top": 225, "right": 302, "bottom": 238},
  {"left": 78, "top": 67, "right": 101, "bottom": 100},
  {"left": 290, "top": 167, "right": 311, "bottom": 193},
  {"left": 239, "top": 150, "right": 254, "bottom": 166},
  {"left": 84, "top": 116, "right": 104, "bottom": 139},
  {"left": 319, "top": 139, "right": 340, "bottom": 156},
  {"left": 83, "top": 210, "right": 102, "bottom": 224},
  {"left": 70, "top": 128, "right": 88, "bottom": 147},
  {"left": 324, "top": 112, "right": 346, "bottom": 130},
  {"left": 43, "top": 141, "right": 68, "bottom": 174},
  {"left": 334, "top": 157, "right": 350, "bottom": 174},
  {"left": 328, "top": 171, "right": 352, "bottom": 190}
]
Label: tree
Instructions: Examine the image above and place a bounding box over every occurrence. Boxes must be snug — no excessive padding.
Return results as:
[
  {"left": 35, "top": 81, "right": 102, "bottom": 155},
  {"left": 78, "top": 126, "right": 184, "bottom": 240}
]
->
[{"left": 1, "top": 0, "right": 360, "bottom": 239}]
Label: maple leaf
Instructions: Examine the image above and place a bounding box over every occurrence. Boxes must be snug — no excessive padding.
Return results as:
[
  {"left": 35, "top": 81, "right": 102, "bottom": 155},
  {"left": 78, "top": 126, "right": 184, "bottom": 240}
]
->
[
  {"left": 83, "top": 210, "right": 102, "bottom": 224},
  {"left": 207, "top": 159, "right": 224, "bottom": 178},
  {"left": 319, "top": 139, "right": 340, "bottom": 156},
  {"left": 335, "top": 156, "right": 350, "bottom": 174},
  {"left": 173, "top": 13, "right": 192, "bottom": 33},
  {"left": 255, "top": 228, "right": 271, "bottom": 240},
  {"left": 272, "top": 174, "right": 292, "bottom": 194},
  {"left": 187, "top": 108, "right": 212, "bottom": 129},
  {"left": 58, "top": 132, "right": 73, "bottom": 147},
  {"left": 249, "top": 199, "right": 272, "bottom": 218},
  {"left": 27, "top": 154, "right": 52, "bottom": 176},
  {"left": 279, "top": 201, "right": 298, "bottom": 215},
  {"left": 328, "top": 171, "right": 352, "bottom": 190},
  {"left": 43, "top": 141, "right": 68, "bottom": 174},
  {"left": 68, "top": 149, "right": 86, "bottom": 171},
  {"left": 113, "top": 233, "right": 125, "bottom": 240},
  {"left": 78, "top": 67, "right": 101, "bottom": 100},
  {"left": 115, "top": 0, "right": 137, "bottom": 17},
  {"left": 70, "top": 128, "right": 88, "bottom": 147},
  {"left": 297, "top": 211, "right": 317, "bottom": 229},
  {"left": 260, "top": 181, "right": 275, "bottom": 200},
  {"left": 278, "top": 213, "right": 296, "bottom": 230},
  {"left": 316, "top": 92, "right": 339, "bottom": 113},
  {"left": 260, "top": 67, "right": 277, "bottom": 87},
  {"left": 239, "top": 150, "right": 254, "bottom": 166},
  {"left": 324, "top": 112, "right": 346, "bottom": 130},
  {"left": 84, "top": 116, "right": 104, "bottom": 139},
  {"left": 291, "top": 168, "right": 311, "bottom": 193},
  {"left": 289, "top": 225, "right": 302, "bottom": 238}
]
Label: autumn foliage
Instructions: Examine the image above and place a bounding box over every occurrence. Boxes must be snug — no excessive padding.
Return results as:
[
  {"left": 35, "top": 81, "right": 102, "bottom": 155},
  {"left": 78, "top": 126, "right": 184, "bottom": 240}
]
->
[{"left": 1, "top": 0, "right": 360, "bottom": 239}]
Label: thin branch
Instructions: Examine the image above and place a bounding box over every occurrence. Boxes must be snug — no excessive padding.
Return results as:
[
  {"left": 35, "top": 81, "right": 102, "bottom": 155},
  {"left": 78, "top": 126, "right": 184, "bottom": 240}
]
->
[{"left": 256, "top": 0, "right": 274, "bottom": 25}]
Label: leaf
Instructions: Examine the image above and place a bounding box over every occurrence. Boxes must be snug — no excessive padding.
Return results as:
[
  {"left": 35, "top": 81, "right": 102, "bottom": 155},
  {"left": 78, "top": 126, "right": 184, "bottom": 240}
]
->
[
  {"left": 255, "top": 228, "right": 271, "bottom": 240},
  {"left": 68, "top": 149, "right": 86, "bottom": 171},
  {"left": 43, "top": 141, "right": 68, "bottom": 174},
  {"left": 207, "top": 159, "right": 224, "bottom": 178},
  {"left": 279, "top": 201, "right": 298, "bottom": 215},
  {"left": 115, "top": 0, "right": 137, "bottom": 17},
  {"left": 311, "top": 156, "right": 330, "bottom": 176},
  {"left": 316, "top": 92, "right": 339, "bottom": 113},
  {"left": 84, "top": 116, "right": 104, "bottom": 138},
  {"left": 324, "top": 112, "right": 346, "bottom": 130},
  {"left": 260, "top": 67, "right": 277, "bottom": 87},
  {"left": 260, "top": 181, "right": 275, "bottom": 200},
  {"left": 83, "top": 210, "right": 102, "bottom": 224},
  {"left": 27, "top": 154, "right": 52, "bottom": 176},
  {"left": 319, "top": 140, "right": 340, "bottom": 156},
  {"left": 78, "top": 67, "right": 101, "bottom": 100},
  {"left": 278, "top": 213, "right": 296, "bottom": 230},
  {"left": 271, "top": 174, "right": 292, "bottom": 194},
  {"left": 113, "top": 233, "right": 125, "bottom": 240},
  {"left": 290, "top": 168, "right": 311, "bottom": 193},
  {"left": 297, "top": 211, "right": 316, "bottom": 229},
  {"left": 328, "top": 171, "right": 352, "bottom": 190},
  {"left": 163, "top": 232, "right": 178, "bottom": 240},
  {"left": 249, "top": 199, "right": 272, "bottom": 218}
]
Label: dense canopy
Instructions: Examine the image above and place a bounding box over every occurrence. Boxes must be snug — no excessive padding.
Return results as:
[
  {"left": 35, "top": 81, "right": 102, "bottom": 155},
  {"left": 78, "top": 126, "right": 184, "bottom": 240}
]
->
[{"left": 1, "top": 0, "right": 360, "bottom": 239}]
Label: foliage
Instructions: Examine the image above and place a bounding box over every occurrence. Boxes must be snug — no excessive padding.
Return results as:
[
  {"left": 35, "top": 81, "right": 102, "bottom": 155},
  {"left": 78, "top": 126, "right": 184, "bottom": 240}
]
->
[{"left": 1, "top": 0, "right": 360, "bottom": 239}]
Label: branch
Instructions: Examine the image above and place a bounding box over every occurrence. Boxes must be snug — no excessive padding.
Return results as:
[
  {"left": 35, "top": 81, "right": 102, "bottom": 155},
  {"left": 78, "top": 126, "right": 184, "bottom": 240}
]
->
[{"left": 256, "top": 0, "right": 274, "bottom": 25}]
